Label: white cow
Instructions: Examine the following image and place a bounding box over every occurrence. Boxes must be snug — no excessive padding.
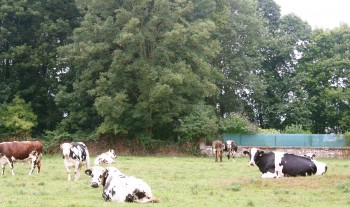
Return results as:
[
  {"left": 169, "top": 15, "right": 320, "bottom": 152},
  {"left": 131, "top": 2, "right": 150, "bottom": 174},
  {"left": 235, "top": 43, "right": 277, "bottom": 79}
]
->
[
  {"left": 60, "top": 142, "right": 90, "bottom": 181},
  {"left": 94, "top": 149, "right": 117, "bottom": 165},
  {"left": 85, "top": 166, "right": 159, "bottom": 203}
]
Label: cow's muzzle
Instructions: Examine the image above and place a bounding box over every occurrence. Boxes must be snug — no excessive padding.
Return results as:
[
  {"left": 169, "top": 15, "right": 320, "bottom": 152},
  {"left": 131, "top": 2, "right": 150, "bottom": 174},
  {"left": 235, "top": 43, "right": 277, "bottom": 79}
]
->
[
  {"left": 249, "top": 161, "right": 255, "bottom": 166},
  {"left": 91, "top": 182, "right": 99, "bottom": 188}
]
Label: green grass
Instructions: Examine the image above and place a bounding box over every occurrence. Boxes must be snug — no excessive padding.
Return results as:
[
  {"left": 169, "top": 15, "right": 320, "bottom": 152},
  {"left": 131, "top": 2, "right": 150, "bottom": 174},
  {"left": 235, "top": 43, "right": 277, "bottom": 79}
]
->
[{"left": 0, "top": 156, "right": 349, "bottom": 207}]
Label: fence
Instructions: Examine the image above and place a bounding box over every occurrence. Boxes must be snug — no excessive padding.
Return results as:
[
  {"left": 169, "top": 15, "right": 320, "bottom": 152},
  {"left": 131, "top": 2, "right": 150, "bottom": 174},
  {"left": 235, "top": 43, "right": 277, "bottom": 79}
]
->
[{"left": 223, "top": 134, "right": 346, "bottom": 147}]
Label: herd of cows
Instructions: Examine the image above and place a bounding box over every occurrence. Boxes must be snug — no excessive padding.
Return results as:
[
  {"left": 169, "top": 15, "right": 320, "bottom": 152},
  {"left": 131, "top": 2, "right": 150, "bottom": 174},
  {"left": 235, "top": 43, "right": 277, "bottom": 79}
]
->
[
  {"left": 212, "top": 140, "right": 328, "bottom": 178},
  {"left": 0, "top": 140, "right": 328, "bottom": 203}
]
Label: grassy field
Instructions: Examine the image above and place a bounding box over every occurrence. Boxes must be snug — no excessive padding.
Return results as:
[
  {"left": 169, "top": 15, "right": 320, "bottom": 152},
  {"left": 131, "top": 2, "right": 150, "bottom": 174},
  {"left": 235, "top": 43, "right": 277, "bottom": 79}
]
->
[{"left": 0, "top": 155, "right": 349, "bottom": 207}]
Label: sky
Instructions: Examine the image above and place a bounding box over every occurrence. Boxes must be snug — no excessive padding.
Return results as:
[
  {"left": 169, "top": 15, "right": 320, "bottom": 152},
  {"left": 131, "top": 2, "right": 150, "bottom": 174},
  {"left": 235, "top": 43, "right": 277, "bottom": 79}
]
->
[{"left": 274, "top": 0, "right": 350, "bottom": 29}]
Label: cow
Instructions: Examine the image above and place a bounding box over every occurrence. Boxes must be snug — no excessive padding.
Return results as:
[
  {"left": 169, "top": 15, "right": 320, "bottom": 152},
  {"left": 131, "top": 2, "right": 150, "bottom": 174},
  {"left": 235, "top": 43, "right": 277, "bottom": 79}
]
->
[
  {"left": 0, "top": 141, "right": 43, "bottom": 176},
  {"left": 243, "top": 148, "right": 327, "bottom": 178},
  {"left": 94, "top": 149, "right": 117, "bottom": 165},
  {"left": 60, "top": 142, "right": 90, "bottom": 181},
  {"left": 212, "top": 140, "right": 225, "bottom": 162},
  {"left": 85, "top": 166, "right": 159, "bottom": 203},
  {"left": 224, "top": 140, "right": 238, "bottom": 161}
]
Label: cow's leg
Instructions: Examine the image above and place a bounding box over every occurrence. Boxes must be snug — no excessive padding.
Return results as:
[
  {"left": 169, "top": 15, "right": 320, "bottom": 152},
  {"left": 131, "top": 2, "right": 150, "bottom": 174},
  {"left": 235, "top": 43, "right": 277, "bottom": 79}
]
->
[
  {"left": 9, "top": 160, "right": 15, "bottom": 176},
  {"left": 36, "top": 153, "right": 42, "bottom": 174},
  {"left": 65, "top": 166, "right": 71, "bottom": 181},
  {"left": 1, "top": 164, "right": 5, "bottom": 176},
  {"left": 29, "top": 160, "right": 36, "bottom": 176},
  {"left": 261, "top": 172, "right": 278, "bottom": 179},
  {"left": 74, "top": 163, "right": 80, "bottom": 181}
]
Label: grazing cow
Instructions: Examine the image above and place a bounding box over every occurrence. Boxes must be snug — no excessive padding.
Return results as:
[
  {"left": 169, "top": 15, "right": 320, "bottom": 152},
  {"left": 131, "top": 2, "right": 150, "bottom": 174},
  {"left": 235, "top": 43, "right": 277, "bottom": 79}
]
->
[
  {"left": 212, "top": 140, "right": 225, "bottom": 162},
  {"left": 224, "top": 140, "right": 238, "bottom": 160},
  {"left": 60, "top": 142, "right": 90, "bottom": 181},
  {"left": 85, "top": 166, "right": 159, "bottom": 203},
  {"left": 0, "top": 141, "right": 43, "bottom": 176},
  {"left": 94, "top": 149, "right": 117, "bottom": 165},
  {"left": 243, "top": 148, "right": 327, "bottom": 178}
]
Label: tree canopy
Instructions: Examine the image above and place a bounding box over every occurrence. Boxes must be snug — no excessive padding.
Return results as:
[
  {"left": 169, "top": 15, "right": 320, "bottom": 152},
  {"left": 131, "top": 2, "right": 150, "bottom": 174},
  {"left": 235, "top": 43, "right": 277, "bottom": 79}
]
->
[{"left": 1, "top": 0, "right": 349, "bottom": 141}]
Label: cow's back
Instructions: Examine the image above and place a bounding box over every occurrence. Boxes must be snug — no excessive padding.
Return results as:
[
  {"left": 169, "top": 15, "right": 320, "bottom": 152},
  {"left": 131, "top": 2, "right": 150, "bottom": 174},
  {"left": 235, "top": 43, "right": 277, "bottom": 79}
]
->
[
  {"left": 280, "top": 154, "right": 317, "bottom": 176},
  {"left": 0, "top": 141, "right": 42, "bottom": 160}
]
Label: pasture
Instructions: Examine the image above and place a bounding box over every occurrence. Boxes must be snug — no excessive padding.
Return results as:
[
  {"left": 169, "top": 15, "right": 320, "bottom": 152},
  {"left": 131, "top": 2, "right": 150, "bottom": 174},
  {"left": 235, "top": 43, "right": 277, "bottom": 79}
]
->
[{"left": 0, "top": 155, "right": 349, "bottom": 207}]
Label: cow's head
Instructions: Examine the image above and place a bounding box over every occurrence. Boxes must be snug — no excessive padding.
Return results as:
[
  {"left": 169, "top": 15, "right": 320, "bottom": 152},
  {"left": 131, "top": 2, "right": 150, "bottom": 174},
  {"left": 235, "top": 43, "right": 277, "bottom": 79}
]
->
[
  {"left": 107, "top": 149, "right": 117, "bottom": 159},
  {"left": 60, "top": 143, "right": 73, "bottom": 158},
  {"left": 85, "top": 166, "right": 107, "bottom": 188},
  {"left": 243, "top": 148, "right": 264, "bottom": 166},
  {"left": 85, "top": 166, "right": 122, "bottom": 188}
]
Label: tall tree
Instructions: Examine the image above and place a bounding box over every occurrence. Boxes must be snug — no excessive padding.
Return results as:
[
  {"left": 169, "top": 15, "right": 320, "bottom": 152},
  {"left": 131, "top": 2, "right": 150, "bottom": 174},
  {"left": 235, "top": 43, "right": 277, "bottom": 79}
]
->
[
  {"left": 297, "top": 24, "right": 350, "bottom": 133},
  {"left": 57, "top": 0, "right": 221, "bottom": 141},
  {"left": 0, "top": 0, "right": 81, "bottom": 133},
  {"left": 250, "top": 0, "right": 312, "bottom": 130},
  {"left": 211, "top": 0, "right": 267, "bottom": 118}
]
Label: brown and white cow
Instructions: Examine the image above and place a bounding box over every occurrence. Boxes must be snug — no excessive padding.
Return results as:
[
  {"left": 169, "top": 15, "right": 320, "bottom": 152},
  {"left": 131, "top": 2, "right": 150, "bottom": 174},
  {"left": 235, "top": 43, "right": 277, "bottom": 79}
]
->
[
  {"left": 212, "top": 140, "right": 225, "bottom": 162},
  {"left": 0, "top": 141, "right": 43, "bottom": 176}
]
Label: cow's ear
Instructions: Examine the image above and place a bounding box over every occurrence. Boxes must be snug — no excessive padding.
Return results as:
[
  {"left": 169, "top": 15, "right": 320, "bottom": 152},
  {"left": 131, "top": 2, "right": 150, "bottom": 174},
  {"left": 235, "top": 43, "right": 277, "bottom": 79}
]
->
[
  {"left": 243, "top": 151, "right": 250, "bottom": 155},
  {"left": 258, "top": 151, "right": 265, "bottom": 156},
  {"left": 101, "top": 170, "right": 109, "bottom": 186},
  {"left": 85, "top": 169, "right": 92, "bottom": 176}
]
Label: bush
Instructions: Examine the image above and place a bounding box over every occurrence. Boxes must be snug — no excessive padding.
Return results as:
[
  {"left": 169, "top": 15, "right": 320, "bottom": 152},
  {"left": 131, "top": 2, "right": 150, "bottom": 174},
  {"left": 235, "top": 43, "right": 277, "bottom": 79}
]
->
[
  {"left": 344, "top": 132, "right": 350, "bottom": 146},
  {"left": 283, "top": 124, "right": 311, "bottom": 134},
  {"left": 219, "top": 113, "right": 258, "bottom": 134},
  {"left": 0, "top": 96, "right": 37, "bottom": 136}
]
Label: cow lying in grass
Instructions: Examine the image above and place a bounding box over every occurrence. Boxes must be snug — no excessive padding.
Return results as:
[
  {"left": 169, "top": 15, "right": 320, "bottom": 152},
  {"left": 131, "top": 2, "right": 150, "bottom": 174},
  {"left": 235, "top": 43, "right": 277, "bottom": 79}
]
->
[
  {"left": 243, "top": 148, "right": 327, "bottom": 178},
  {"left": 94, "top": 149, "right": 117, "bottom": 165},
  {"left": 85, "top": 166, "right": 159, "bottom": 203}
]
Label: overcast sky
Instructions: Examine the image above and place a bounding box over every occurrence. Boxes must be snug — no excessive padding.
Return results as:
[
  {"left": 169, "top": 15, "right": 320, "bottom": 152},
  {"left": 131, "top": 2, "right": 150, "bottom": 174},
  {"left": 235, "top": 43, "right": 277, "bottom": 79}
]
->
[{"left": 274, "top": 0, "right": 350, "bottom": 29}]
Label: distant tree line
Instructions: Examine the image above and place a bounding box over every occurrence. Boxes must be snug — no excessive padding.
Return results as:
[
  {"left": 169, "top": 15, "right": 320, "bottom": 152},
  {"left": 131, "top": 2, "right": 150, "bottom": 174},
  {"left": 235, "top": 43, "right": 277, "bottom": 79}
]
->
[{"left": 1, "top": 0, "right": 349, "bottom": 143}]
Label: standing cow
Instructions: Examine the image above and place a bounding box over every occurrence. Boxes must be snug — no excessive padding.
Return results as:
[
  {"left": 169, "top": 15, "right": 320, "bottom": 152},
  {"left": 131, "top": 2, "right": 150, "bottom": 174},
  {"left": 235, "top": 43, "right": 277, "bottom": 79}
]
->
[
  {"left": 212, "top": 140, "right": 225, "bottom": 162},
  {"left": 224, "top": 140, "right": 238, "bottom": 161},
  {"left": 85, "top": 166, "right": 159, "bottom": 203},
  {"left": 243, "top": 148, "right": 327, "bottom": 178},
  {"left": 60, "top": 142, "right": 90, "bottom": 181},
  {"left": 0, "top": 141, "right": 43, "bottom": 176},
  {"left": 94, "top": 149, "right": 117, "bottom": 165}
]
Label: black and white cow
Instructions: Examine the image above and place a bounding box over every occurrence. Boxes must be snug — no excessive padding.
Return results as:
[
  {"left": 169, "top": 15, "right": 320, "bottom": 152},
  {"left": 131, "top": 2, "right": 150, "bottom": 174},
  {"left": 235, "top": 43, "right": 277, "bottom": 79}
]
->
[
  {"left": 224, "top": 140, "right": 238, "bottom": 161},
  {"left": 60, "top": 142, "right": 90, "bottom": 181},
  {"left": 243, "top": 148, "right": 327, "bottom": 178},
  {"left": 85, "top": 166, "right": 159, "bottom": 203}
]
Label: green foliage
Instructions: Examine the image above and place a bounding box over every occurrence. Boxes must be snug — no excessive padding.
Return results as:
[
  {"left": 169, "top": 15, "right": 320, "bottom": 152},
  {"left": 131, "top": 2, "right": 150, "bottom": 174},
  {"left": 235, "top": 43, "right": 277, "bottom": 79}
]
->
[
  {"left": 283, "top": 124, "right": 311, "bottom": 134},
  {"left": 175, "top": 104, "right": 218, "bottom": 143},
  {"left": 257, "top": 128, "right": 280, "bottom": 134},
  {"left": 0, "top": 0, "right": 81, "bottom": 133},
  {"left": 344, "top": 132, "right": 350, "bottom": 146},
  {"left": 0, "top": 96, "right": 37, "bottom": 136},
  {"left": 219, "top": 114, "right": 258, "bottom": 134},
  {"left": 297, "top": 25, "right": 350, "bottom": 133}
]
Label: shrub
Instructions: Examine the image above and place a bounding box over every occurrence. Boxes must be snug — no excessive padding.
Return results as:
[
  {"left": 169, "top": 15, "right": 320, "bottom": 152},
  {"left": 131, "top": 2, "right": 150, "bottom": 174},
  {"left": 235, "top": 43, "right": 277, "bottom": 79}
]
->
[
  {"left": 0, "top": 96, "right": 37, "bottom": 136},
  {"left": 219, "top": 113, "right": 258, "bottom": 134}
]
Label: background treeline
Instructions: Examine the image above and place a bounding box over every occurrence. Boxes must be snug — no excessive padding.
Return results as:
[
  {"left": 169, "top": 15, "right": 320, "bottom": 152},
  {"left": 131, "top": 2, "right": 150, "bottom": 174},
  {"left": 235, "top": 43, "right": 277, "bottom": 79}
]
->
[{"left": 1, "top": 0, "right": 350, "bottom": 146}]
